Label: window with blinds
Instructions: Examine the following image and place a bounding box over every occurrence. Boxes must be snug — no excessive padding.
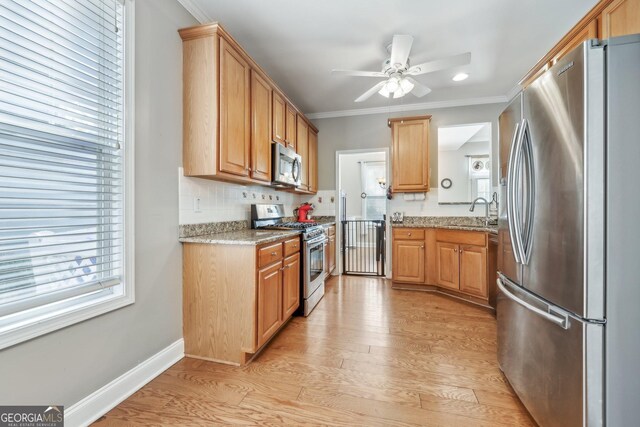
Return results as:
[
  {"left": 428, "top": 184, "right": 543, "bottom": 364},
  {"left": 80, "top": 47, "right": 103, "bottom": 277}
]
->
[{"left": 0, "top": 0, "right": 128, "bottom": 321}]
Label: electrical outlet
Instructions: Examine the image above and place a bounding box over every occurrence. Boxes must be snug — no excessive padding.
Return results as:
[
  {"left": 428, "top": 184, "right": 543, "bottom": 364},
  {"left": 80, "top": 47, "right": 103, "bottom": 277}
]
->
[{"left": 193, "top": 196, "right": 202, "bottom": 213}]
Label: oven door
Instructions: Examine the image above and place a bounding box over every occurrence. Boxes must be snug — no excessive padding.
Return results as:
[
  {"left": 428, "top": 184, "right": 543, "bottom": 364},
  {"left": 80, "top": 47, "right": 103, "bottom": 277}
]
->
[{"left": 304, "top": 235, "right": 326, "bottom": 298}]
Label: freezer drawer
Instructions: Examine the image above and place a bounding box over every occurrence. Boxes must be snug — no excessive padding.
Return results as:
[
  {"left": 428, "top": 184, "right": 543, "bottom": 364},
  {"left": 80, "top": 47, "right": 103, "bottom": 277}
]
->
[{"left": 497, "top": 276, "right": 603, "bottom": 427}]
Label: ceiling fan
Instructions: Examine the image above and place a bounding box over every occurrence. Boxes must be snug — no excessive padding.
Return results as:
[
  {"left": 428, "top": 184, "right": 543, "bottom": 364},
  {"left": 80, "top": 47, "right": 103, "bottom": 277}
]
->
[{"left": 332, "top": 35, "right": 471, "bottom": 102}]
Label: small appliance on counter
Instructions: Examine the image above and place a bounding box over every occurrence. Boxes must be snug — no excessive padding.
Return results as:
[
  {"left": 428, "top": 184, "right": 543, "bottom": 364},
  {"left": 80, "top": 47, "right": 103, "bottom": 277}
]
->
[
  {"left": 294, "top": 202, "right": 315, "bottom": 223},
  {"left": 251, "top": 204, "right": 327, "bottom": 316}
]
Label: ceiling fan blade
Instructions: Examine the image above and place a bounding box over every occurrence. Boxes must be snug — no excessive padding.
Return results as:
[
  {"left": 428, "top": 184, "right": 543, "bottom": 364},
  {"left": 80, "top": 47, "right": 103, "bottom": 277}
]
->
[
  {"left": 405, "top": 77, "right": 432, "bottom": 97},
  {"left": 389, "top": 35, "right": 413, "bottom": 69},
  {"left": 405, "top": 52, "right": 471, "bottom": 76},
  {"left": 355, "top": 81, "right": 388, "bottom": 102},
  {"left": 331, "top": 69, "right": 387, "bottom": 77}
]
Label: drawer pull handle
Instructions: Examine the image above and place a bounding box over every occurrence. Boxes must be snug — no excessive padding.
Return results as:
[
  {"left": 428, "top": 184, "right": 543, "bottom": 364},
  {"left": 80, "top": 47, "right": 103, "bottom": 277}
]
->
[{"left": 271, "top": 252, "right": 277, "bottom": 256}]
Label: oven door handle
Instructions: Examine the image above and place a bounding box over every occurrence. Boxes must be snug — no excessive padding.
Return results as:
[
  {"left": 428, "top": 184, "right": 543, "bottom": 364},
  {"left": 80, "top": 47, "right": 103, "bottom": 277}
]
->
[{"left": 306, "top": 236, "right": 327, "bottom": 247}]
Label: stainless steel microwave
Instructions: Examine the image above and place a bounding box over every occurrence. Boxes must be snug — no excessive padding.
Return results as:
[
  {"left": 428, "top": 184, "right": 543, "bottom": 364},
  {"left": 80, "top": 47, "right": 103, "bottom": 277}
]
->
[{"left": 272, "top": 143, "right": 301, "bottom": 187}]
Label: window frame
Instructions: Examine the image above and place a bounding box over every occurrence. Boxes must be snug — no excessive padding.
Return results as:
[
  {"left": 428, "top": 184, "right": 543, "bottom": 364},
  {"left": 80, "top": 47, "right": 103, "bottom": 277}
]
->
[{"left": 0, "top": 0, "right": 136, "bottom": 350}]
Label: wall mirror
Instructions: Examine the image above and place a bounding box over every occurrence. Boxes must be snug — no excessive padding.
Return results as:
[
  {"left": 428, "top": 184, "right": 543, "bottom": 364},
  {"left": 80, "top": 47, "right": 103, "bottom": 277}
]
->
[{"left": 437, "top": 122, "right": 492, "bottom": 204}]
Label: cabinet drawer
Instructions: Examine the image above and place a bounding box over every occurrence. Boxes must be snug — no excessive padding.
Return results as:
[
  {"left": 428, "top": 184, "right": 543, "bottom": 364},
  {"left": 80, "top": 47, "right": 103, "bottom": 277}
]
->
[
  {"left": 436, "top": 229, "right": 486, "bottom": 246},
  {"left": 393, "top": 228, "right": 425, "bottom": 240},
  {"left": 283, "top": 237, "right": 301, "bottom": 256},
  {"left": 258, "top": 242, "right": 284, "bottom": 267},
  {"left": 327, "top": 225, "right": 336, "bottom": 236}
]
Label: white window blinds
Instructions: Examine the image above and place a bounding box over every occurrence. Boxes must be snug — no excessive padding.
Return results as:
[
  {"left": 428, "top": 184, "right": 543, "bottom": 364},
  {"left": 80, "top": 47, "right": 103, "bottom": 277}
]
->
[{"left": 0, "top": 0, "right": 125, "bottom": 317}]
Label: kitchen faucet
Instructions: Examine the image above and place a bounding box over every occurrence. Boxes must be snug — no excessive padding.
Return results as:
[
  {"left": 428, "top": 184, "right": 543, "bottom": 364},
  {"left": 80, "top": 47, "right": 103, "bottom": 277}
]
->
[{"left": 470, "top": 197, "right": 490, "bottom": 226}]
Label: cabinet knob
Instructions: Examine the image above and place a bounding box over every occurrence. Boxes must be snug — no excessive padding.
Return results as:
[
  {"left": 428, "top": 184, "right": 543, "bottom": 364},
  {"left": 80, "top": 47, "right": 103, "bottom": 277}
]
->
[
  {"left": 420, "top": 246, "right": 425, "bottom": 249},
  {"left": 271, "top": 252, "right": 277, "bottom": 256},
  {"left": 454, "top": 249, "right": 458, "bottom": 252},
  {"left": 408, "top": 232, "right": 412, "bottom": 236}
]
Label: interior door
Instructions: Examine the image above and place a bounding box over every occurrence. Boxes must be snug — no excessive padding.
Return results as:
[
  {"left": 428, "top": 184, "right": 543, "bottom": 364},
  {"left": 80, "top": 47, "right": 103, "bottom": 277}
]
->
[
  {"left": 521, "top": 44, "right": 588, "bottom": 316},
  {"left": 497, "top": 94, "right": 522, "bottom": 286}
]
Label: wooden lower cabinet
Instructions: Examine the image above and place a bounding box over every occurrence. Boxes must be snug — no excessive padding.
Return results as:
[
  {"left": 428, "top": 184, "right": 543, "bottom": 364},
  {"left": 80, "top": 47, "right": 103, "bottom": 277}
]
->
[
  {"left": 257, "top": 261, "right": 283, "bottom": 348},
  {"left": 392, "top": 227, "right": 496, "bottom": 308},
  {"left": 182, "top": 235, "right": 300, "bottom": 365},
  {"left": 328, "top": 234, "right": 336, "bottom": 274},
  {"left": 393, "top": 240, "right": 425, "bottom": 283},
  {"left": 282, "top": 253, "right": 300, "bottom": 319}
]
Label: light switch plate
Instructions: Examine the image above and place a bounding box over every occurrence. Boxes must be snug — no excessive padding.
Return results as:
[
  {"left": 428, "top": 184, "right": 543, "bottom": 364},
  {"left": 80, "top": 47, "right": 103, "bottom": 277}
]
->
[{"left": 193, "top": 196, "right": 202, "bottom": 213}]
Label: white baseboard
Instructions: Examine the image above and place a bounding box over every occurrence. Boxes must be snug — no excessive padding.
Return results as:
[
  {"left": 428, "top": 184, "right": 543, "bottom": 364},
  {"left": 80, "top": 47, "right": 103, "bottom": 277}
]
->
[{"left": 65, "top": 339, "right": 184, "bottom": 427}]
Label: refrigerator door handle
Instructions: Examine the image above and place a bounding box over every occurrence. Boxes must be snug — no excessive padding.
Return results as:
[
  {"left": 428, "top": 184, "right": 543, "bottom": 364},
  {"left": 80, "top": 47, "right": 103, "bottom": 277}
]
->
[
  {"left": 497, "top": 275, "right": 569, "bottom": 329},
  {"left": 508, "top": 121, "right": 526, "bottom": 262},
  {"left": 521, "top": 119, "right": 536, "bottom": 265},
  {"left": 506, "top": 121, "right": 523, "bottom": 263}
]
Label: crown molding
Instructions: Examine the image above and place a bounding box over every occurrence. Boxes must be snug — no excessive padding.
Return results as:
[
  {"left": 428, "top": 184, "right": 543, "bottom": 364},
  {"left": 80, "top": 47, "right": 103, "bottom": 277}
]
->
[
  {"left": 305, "top": 95, "right": 509, "bottom": 120},
  {"left": 176, "top": 0, "right": 211, "bottom": 23}
]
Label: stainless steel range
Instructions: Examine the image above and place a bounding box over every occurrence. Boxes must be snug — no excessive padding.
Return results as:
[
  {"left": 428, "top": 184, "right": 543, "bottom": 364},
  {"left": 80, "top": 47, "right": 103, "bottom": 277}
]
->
[{"left": 251, "top": 204, "right": 326, "bottom": 316}]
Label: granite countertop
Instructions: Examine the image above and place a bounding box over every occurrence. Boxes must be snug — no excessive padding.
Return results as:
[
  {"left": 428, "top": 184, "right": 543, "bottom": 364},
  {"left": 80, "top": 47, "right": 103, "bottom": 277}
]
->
[
  {"left": 179, "top": 229, "right": 302, "bottom": 245},
  {"left": 392, "top": 216, "right": 498, "bottom": 235}
]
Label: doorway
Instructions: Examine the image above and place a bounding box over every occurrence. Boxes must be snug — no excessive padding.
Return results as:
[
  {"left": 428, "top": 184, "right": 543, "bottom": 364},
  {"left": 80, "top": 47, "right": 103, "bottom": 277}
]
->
[{"left": 335, "top": 149, "right": 389, "bottom": 277}]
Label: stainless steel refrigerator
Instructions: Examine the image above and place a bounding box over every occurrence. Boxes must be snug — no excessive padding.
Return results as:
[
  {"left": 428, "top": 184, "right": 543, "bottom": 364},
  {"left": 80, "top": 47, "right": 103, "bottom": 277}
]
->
[{"left": 497, "top": 35, "right": 640, "bottom": 427}]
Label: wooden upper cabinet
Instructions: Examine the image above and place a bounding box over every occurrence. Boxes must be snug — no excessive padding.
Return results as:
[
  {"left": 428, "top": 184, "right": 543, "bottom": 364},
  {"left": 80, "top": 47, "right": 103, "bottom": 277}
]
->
[
  {"left": 250, "top": 70, "right": 272, "bottom": 182},
  {"left": 285, "top": 104, "right": 297, "bottom": 151},
  {"left": 297, "top": 117, "right": 309, "bottom": 190},
  {"left": 282, "top": 253, "right": 300, "bottom": 319},
  {"left": 308, "top": 128, "right": 318, "bottom": 193},
  {"left": 600, "top": 0, "right": 640, "bottom": 38},
  {"left": 272, "top": 92, "right": 286, "bottom": 145},
  {"left": 436, "top": 242, "right": 459, "bottom": 290},
  {"left": 552, "top": 21, "right": 598, "bottom": 65},
  {"left": 219, "top": 37, "right": 251, "bottom": 176},
  {"left": 390, "top": 116, "right": 430, "bottom": 193},
  {"left": 459, "top": 245, "right": 488, "bottom": 298},
  {"left": 393, "top": 239, "right": 425, "bottom": 283},
  {"left": 257, "top": 261, "right": 283, "bottom": 348}
]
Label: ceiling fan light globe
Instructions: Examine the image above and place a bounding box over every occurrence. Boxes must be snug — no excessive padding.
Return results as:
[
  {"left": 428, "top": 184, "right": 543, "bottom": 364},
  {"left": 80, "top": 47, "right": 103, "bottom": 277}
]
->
[
  {"left": 393, "top": 88, "right": 406, "bottom": 98},
  {"left": 386, "top": 77, "right": 400, "bottom": 92},
  {"left": 378, "top": 85, "right": 391, "bottom": 98}
]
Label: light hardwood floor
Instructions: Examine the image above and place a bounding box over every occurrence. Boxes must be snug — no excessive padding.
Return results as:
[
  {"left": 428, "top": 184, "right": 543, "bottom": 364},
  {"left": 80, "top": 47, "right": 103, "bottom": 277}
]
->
[{"left": 95, "top": 275, "right": 535, "bottom": 426}]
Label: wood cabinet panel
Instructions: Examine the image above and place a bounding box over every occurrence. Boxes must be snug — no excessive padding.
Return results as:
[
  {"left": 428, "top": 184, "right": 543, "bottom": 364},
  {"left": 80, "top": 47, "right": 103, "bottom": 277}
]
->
[
  {"left": 328, "top": 234, "right": 336, "bottom": 273},
  {"left": 459, "top": 245, "right": 488, "bottom": 298},
  {"left": 327, "top": 225, "right": 336, "bottom": 236},
  {"left": 436, "top": 229, "right": 486, "bottom": 246},
  {"left": 297, "top": 117, "right": 309, "bottom": 190},
  {"left": 284, "top": 237, "right": 301, "bottom": 257},
  {"left": 436, "top": 242, "right": 459, "bottom": 290},
  {"left": 393, "top": 240, "right": 425, "bottom": 283},
  {"left": 308, "top": 128, "right": 318, "bottom": 193},
  {"left": 219, "top": 37, "right": 251, "bottom": 176},
  {"left": 258, "top": 242, "right": 283, "bottom": 267},
  {"left": 283, "top": 253, "right": 300, "bottom": 319},
  {"left": 250, "top": 70, "right": 272, "bottom": 182},
  {"left": 392, "top": 228, "right": 425, "bottom": 240},
  {"left": 272, "top": 92, "right": 286, "bottom": 144},
  {"left": 601, "top": 0, "right": 640, "bottom": 38},
  {"left": 285, "top": 104, "right": 297, "bottom": 151},
  {"left": 257, "top": 261, "right": 283, "bottom": 348},
  {"left": 391, "top": 117, "right": 430, "bottom": 192}
]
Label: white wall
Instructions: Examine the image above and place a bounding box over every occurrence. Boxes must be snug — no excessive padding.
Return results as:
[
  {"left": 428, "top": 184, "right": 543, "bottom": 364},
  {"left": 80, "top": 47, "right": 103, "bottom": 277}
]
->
[
  {"left": 438, "top": 140, "right": 490, "bottom": 203},
  {"left": 0, "top": 0, "right": 195, "bottom": 408},
  {"left": 178, "top": 169, "right": 301, "bottom": 224}
]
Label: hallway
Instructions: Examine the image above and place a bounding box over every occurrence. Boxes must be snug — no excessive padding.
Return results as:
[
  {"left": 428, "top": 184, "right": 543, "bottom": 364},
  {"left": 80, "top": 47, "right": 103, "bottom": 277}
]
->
[{"left": 97, "top": 276, "right": 534, "bottom": 426}]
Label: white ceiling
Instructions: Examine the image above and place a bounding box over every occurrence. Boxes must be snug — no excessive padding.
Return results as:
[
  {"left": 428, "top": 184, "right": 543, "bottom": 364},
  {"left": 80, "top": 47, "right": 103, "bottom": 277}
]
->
[
  {"left": 438, "top": 123, "right": 489, "bottom": 151},
  {"left": 179, "top": 0, "right": 599, "bottom": 116}
]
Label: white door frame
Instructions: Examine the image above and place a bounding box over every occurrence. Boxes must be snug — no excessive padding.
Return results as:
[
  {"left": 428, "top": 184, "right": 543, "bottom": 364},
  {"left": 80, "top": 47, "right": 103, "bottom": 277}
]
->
[{"left": 334, "top": 148, "right": 391, "bottom": 278}]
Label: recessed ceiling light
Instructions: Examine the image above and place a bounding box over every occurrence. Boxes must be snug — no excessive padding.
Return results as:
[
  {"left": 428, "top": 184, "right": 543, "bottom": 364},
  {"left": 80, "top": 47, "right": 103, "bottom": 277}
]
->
[{"left": 452, "top": 73, "right": 469, "bottom": 82}]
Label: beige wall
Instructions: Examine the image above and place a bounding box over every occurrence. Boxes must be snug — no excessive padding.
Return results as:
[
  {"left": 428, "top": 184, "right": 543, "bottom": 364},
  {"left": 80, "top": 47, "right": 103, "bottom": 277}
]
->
[
  {"left": 312, "top": 103, "right": 506, "bottom": 191},
  {"left": 0, "top": 0, "right": 196, "bottom": 407}
]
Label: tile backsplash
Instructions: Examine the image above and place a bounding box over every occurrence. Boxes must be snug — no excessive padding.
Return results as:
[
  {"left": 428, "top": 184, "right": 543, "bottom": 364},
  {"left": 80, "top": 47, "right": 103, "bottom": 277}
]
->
[{"left": 178, "top": 168, "right": 302, "bottom": 225}]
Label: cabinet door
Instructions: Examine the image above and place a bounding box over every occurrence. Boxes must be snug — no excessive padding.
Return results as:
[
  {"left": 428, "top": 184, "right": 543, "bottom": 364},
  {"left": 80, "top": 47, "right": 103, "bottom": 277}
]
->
[
  {"left": 436, "top": 242, "right": 459, "bottom": 290},
  {"left": 257, "top": 261, "right": 283, "bottom": 348},
  {"left": 282, "top": 253, "right": 300, "bottom": 319},
  {"left": 308, "top": 129, "right": 318, "bottom": 193},
  {"left": 552, "top": 20, "right": 597, "bottom": 65},
  {"left": 600, "top": 0, "right": 640, "bottom": 39},
  {"left": 219, "top": 37, "right": 251, "bottom": 176},
  {"left": 272, "top": 92, "right": 286, "bottom": 144},
  {"left": 393, "top": 240, "right": 425, "bottom": 283},
  {"left": 329, "top": 235, "right": 336, "bottom": 273},
  {"left": 285, "top": 104, "right": 297, "bottom": 151},
  {"left": 459, "top": 245, "right": 488, "bottom": 297},
  {"left": 250, "top": 71, "right": 272, "bottom": 182},
  {"left": 392, "top": 119, "right": 430, "bottom": 192},
  {"left": 297, "top": 117, "right": 309, "bottom": 189},
  {"left": 323, "top": 241, "right": 329, "bottom": 279}
]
